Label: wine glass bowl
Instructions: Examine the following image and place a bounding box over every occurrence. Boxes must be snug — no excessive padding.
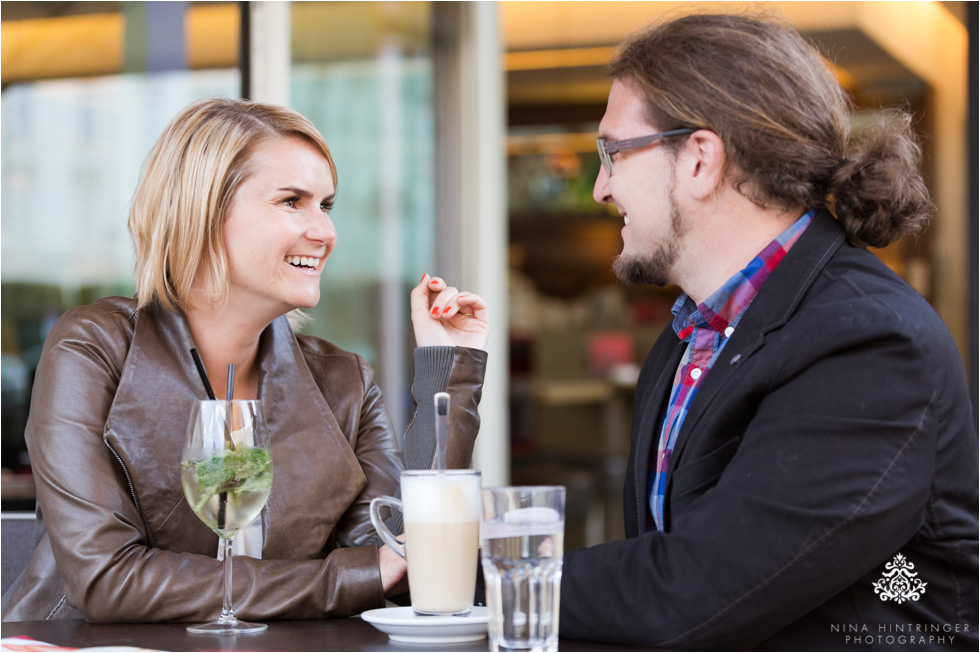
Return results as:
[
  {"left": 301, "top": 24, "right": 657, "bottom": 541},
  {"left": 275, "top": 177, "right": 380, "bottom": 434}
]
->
[{"left": 181, "top": 399, "right": 273, "bottom": 634}]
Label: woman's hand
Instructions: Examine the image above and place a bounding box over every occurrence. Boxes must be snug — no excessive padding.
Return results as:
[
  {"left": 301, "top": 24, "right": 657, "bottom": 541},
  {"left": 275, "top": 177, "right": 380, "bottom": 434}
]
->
[
  {"left": 411, "top": 274, "right": 489, "bottom": 351},
  {"left": 379, "top": 544, "right": 409, "bottom": 597}
]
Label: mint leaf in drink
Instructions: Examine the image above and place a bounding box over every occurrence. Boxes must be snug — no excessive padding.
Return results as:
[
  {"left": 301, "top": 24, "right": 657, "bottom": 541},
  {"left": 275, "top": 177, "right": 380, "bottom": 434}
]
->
[{"left": 183, "top": 445, "right": 272, "bottom": 514}]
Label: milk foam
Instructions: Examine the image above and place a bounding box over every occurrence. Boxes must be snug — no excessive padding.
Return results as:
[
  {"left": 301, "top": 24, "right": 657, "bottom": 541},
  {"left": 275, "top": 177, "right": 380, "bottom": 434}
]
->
[{"left": 401, "top": 472, "right": 481, "bottom": 523}]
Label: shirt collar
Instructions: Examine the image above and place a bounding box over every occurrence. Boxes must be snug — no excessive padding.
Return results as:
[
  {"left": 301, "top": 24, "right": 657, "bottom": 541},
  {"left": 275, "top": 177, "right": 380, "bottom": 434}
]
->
[{"left": 671, "top": 209, "right": 817, "bottom": 341}]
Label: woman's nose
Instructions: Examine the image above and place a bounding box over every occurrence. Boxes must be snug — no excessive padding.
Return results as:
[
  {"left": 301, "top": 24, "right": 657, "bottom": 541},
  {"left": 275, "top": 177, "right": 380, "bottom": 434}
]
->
[{"left": 306, "top": 212, "right": 337, "bottom": 247}]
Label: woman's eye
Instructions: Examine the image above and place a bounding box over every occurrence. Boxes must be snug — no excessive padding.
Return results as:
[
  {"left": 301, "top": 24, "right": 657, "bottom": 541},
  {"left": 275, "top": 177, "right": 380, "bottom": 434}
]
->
[
  {"left": 282, "top": 197, "right": 298, "bottom": 208},
  {"left": 321, "top": 201, "right": 334, "bottom": 213}
]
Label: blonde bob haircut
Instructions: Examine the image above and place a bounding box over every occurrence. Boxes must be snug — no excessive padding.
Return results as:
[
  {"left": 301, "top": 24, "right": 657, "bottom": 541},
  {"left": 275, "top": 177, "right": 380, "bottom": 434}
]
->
[{"left": 129, "top": 97, "right": 337, "bottom": 312}]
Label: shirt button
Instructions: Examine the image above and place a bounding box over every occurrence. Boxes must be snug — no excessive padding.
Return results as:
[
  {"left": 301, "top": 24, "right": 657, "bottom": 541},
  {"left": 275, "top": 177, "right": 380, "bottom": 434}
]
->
[
  {"left": 724, "top": 326, "right": 735, "bottom": 338},
  {"left": 690, "top": 368, "right": 702, "bottom": 380}
]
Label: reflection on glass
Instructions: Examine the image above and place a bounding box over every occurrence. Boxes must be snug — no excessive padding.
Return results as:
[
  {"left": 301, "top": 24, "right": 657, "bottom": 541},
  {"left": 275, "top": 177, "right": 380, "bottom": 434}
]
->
[{"left": 289, "top": 2, "right": 436, "bottom": 435}]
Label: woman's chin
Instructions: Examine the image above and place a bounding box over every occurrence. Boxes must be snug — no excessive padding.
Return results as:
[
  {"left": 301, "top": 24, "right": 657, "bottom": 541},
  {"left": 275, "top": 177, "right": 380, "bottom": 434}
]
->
[{"left": 291, "top": 294, "right": 320, "bottom": 311}]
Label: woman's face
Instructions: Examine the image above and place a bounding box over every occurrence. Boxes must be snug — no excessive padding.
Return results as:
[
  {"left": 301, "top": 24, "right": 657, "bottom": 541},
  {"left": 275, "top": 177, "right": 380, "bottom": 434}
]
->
[{"left": 221, "top": 136, "right": 336, "bottom": 322}]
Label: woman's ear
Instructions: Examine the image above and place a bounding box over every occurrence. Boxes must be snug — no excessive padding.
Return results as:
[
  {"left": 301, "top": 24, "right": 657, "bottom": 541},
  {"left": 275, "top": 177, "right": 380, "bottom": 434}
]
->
[{"left": 680, "top": 130, "right": 726, "bottom": 201}]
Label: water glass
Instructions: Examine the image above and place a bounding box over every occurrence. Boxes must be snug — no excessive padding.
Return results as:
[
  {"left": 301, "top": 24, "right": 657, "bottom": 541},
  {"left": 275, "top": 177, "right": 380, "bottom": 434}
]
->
[{"left": 481, "top": 486, "right": 565, "bottom": 652}]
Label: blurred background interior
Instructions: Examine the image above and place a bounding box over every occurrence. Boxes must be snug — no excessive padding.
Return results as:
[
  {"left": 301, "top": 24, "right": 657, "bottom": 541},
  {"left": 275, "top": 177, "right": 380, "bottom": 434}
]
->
[{"left": 2, "top": 1, "right": 977, "bottom": 550}]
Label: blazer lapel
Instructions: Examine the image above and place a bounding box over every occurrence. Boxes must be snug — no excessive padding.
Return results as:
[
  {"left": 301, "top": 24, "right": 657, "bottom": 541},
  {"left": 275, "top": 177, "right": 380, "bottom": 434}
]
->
[
  {"left": 104, "top": 303, "right": 221, "bottom": 553},
  {"left": 665, "top": 211, "right": 847, "bottom": 479},
  {"left": 257, "top": 316, "right": 367, "bottom": 560},
  {"left": 625, "top": 330, "right": 685, "bottom": 537}
]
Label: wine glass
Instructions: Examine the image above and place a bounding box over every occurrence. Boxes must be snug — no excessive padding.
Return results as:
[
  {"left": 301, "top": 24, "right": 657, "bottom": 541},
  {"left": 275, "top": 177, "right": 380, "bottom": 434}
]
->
[{"left": 180, "top": 399, "right": 273, "bottom": 634}]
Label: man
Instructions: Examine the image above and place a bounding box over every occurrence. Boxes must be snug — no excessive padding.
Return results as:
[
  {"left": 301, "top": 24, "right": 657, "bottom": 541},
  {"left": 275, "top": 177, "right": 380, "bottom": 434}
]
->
[{"left": 559, "top": 13, "right": 978, "bottom": 650}]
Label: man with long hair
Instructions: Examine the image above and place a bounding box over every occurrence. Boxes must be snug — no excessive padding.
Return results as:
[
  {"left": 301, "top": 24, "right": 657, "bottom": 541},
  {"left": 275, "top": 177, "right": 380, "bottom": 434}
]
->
[{"left": 560, "top": 13, "right": 978, "bottom": 650}]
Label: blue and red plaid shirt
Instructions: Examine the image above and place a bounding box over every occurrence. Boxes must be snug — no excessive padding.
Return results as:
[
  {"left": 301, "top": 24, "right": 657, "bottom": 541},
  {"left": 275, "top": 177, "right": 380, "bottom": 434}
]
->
[{"left": 647, "top": 209, "right": 816, "bottom": 531}]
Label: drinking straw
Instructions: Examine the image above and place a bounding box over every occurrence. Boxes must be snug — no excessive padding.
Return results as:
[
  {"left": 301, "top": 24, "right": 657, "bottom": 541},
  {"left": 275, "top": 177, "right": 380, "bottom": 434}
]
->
[
  {"left": 188, "top": 348, "right": 232, "bottom": 531},
  {"left": 217, "top": 363, "right": 236, "bottom": 531},
  {"left": 226, "top": 363, "right": 235, "bottom": 402},
  {"left": 190, "top": 349, "right": 216, "bottom": 400},
  {"left": 433, "top": 392, "right": 450, "bottom": 471}
]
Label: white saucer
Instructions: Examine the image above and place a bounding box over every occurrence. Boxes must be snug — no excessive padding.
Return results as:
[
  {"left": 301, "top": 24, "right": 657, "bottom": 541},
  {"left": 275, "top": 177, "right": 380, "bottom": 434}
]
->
[{"left": 361, "top": 606, "right": 489, "bottom": 644}]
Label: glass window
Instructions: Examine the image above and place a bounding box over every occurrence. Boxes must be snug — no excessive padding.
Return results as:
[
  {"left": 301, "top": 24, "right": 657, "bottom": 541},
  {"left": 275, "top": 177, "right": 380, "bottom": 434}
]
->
[{"left": 1, "top": 2, "right": 240, "bottom": 505}]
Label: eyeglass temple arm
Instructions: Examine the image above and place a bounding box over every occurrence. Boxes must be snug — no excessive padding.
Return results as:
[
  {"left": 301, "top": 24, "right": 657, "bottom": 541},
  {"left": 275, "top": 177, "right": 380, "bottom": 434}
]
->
[{"left": 605, "top": 128, "right": 697, "bottom": 154}]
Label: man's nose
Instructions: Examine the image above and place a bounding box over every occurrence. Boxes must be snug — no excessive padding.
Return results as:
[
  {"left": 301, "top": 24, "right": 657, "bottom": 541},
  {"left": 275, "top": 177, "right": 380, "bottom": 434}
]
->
[{"left": 593, "top": 165, "right": 612, "bottom": 205}]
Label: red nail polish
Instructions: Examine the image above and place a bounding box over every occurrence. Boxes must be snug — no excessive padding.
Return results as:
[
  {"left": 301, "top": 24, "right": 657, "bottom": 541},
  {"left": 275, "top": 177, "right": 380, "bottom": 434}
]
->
[
  {"left": 442, "top": 306, "right": 452, "bottom": 315},
  {"left": 420, "top": 273, "right": 428, "bottom": 284},
  {"left": 431, "top": 306, "right": 440, "bottom": 316}
]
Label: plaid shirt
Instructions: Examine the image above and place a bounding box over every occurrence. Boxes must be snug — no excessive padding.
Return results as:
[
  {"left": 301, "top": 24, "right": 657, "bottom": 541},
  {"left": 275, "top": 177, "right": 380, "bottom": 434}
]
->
[{"left": 647, "top": 209, "right": 816, "bottom": 531}]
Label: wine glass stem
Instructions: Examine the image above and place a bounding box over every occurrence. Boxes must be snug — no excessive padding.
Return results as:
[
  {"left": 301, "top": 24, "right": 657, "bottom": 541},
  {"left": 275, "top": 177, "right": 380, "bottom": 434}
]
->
[{"left": 221, "top": 537, "right": 235, "bottom": 621}]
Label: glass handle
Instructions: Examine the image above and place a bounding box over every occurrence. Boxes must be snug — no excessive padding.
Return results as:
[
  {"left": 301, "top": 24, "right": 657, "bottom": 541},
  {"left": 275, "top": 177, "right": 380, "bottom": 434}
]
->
[{"left": 369, "top": 496, "right": 406, "bottom": 557}]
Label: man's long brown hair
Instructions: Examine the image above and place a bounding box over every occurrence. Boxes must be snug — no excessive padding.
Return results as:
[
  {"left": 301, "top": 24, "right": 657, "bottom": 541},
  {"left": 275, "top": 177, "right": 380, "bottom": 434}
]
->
[{"left": 610, "top": 13, "right": 934, "bottom": 248}]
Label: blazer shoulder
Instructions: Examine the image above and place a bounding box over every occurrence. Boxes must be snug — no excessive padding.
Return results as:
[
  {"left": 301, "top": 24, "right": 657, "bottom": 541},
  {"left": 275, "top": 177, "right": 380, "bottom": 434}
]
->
[
  {"left": 809, "top": 246, "right": 952, "bottom": 341},
  {"left": 294, "top": 333, "right": 363, "bottom": 364}
]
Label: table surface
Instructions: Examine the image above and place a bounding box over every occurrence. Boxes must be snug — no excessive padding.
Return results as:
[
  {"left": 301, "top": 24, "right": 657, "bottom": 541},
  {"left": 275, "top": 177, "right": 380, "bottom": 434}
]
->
[{"left": 1, "top": 618, "right": 642, "bottom": 652}]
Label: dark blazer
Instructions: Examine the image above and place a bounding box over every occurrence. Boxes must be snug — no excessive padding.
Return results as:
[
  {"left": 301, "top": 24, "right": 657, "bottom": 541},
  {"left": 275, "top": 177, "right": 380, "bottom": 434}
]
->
[{"left": 560, "top": 211, "right": 979, "bottom": 650}]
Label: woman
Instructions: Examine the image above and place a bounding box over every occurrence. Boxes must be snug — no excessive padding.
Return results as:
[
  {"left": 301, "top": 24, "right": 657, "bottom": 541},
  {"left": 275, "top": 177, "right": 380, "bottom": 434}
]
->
[{"left": 1, "top": 98, "right": 489, "bottom": 622}]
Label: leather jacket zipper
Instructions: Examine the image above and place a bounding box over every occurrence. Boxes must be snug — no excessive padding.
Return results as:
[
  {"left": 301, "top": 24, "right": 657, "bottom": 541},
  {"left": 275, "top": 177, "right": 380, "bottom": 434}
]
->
[{"left": 104, "top": 430, "right": 152, "bottom": 543}]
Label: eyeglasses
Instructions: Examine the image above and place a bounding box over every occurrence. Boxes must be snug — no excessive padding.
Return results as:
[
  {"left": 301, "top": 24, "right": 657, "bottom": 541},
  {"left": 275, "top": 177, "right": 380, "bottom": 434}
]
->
[{"left": 596, "top": 128, "right": 697, "bottom": 176}]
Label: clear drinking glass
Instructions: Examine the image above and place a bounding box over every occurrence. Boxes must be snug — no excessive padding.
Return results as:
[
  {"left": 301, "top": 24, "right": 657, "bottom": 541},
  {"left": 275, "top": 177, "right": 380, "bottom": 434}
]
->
[
  {"left": 180, "top": 400, "right": 273, "bottom": 634},
  {"left": 481, "top": 486, "right": 566, "bottom": 652}
]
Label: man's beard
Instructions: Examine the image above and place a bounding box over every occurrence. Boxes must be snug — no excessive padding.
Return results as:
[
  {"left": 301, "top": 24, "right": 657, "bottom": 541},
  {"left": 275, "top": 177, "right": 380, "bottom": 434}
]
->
[{"left": 612, "top": 191, "right": 684, "bottom": 286}]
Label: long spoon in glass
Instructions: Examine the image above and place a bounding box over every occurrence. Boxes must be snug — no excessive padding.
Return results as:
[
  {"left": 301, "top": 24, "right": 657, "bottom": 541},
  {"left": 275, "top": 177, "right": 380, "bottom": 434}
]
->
[{"left": 433, "top": 392, "right": 450, "bottom": 470}]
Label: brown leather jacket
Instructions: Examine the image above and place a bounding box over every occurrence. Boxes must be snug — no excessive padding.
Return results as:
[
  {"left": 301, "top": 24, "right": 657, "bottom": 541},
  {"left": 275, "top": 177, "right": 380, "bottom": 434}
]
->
[{"left": 2, "top": 297, "right": 487, "bottom": 623}]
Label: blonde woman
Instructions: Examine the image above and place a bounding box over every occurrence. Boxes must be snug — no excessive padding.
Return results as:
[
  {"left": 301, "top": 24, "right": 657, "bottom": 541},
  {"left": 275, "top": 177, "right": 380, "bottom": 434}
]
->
[{"left": 2, "top": 98, "right": 489, "bottom": 622}]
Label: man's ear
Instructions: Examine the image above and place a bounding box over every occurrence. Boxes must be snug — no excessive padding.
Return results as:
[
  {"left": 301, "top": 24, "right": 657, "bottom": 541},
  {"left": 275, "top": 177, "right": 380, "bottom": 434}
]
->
[{"left": 680, "top": 130, "right": 726, "bottom": 201}]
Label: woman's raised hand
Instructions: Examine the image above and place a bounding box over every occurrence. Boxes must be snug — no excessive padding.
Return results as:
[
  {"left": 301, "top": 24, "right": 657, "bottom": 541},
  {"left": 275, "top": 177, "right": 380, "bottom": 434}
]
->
[{"left": 411, "top": 274, "right": 489, "bottom": 351}]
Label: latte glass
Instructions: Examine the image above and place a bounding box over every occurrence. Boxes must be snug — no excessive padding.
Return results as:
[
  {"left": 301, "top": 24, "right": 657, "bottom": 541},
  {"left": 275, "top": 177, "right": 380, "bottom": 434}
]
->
[{"left": 370, "top": 469, "right": 482, "bottom": 615}]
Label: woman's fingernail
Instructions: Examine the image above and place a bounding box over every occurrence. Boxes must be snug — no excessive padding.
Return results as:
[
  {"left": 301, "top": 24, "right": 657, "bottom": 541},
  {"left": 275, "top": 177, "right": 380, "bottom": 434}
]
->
[
  {"left": 420, "top": 273, "right": 428, "bottom": 284},
  {"left": 442, "top": 306, "right": 452, "bottom": 315},
  {"left": 431, "top": 306, "right": 441, "bottom": 316}
]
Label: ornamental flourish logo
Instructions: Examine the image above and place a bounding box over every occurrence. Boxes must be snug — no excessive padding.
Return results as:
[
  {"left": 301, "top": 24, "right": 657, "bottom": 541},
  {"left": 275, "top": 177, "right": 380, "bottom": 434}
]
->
[{"left": 873, "top": 553, "right": 927, "bottom": 603}]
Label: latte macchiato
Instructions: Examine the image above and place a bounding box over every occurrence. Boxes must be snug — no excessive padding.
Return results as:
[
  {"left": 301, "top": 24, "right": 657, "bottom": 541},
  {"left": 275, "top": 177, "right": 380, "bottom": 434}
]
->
[{"left": 370, "top": 469, "right": 482, "bottom": 616}]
